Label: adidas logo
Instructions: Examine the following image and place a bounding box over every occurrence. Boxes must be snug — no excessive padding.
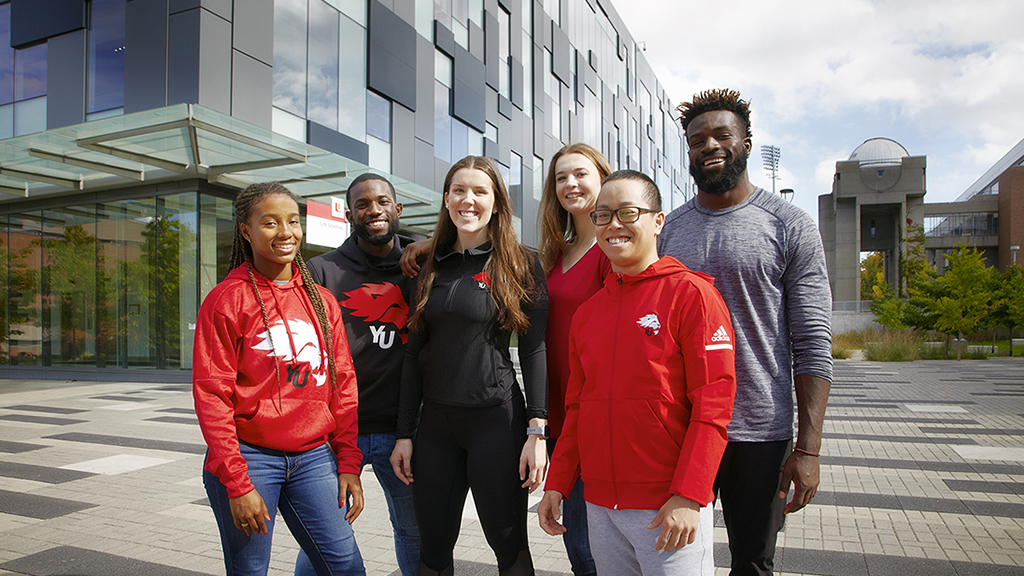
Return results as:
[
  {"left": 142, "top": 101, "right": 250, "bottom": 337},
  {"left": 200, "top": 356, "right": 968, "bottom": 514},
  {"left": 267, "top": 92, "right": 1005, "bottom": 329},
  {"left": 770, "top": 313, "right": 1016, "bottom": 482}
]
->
[{"left": 711, "top": 325, "right": 730, "bottom": 342}]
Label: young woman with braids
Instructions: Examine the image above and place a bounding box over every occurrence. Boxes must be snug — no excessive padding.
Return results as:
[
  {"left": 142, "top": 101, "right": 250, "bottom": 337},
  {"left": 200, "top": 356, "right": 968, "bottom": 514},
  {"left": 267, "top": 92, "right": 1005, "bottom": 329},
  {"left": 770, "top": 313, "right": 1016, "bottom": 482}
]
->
[
  {"left": 389, "top": 156, "right": 548, "bottom": 576},
  {"left": 193, "top": 182, "right": 365, "bottom": 575}
]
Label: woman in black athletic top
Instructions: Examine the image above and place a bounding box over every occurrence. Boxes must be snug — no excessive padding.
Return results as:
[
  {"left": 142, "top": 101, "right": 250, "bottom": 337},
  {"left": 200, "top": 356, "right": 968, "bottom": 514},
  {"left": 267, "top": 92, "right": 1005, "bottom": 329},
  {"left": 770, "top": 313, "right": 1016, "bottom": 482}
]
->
[{"left": 390, "top": 155, "right": 548, "bottom": 576}]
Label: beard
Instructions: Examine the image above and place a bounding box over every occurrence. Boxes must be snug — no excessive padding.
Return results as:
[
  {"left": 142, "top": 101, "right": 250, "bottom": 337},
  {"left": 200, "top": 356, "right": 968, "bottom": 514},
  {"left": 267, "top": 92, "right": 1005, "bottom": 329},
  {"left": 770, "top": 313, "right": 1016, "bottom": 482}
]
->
[
  {"left": 354, "top": 217, "right": 400, "bottom": 246},
  {"left": 690, "top": 147, "right": 748, "bottom": 196}
]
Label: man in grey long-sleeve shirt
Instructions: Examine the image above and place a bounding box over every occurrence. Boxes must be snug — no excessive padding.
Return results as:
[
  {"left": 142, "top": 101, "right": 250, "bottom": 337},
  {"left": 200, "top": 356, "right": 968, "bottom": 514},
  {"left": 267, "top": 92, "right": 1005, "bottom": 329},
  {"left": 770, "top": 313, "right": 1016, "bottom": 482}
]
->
[{"left": 659, "top": 89, "right": 832, "bottom": 576}]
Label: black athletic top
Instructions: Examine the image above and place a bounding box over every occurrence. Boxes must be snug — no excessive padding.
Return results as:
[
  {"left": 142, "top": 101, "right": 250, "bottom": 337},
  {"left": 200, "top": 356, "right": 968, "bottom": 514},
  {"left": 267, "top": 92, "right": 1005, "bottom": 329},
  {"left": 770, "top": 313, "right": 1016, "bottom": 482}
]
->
[
  {"left": 307, "top": 234, "right": 415, "bottom": 434},
  {"left": 396, "top": 241, "right": 548, "bottom": 438}
]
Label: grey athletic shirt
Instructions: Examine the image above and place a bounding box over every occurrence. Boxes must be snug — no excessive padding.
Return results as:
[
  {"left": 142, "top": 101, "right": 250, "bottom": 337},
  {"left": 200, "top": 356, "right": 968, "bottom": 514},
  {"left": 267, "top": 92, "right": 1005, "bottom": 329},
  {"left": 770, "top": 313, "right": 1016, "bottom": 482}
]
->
[{"left": 658, "top": 188, "right": 833, "bottom": 442}]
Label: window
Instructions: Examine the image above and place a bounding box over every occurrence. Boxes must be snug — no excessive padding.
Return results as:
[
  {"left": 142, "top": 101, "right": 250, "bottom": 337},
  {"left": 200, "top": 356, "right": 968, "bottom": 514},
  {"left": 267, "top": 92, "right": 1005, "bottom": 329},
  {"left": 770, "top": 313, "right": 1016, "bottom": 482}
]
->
[{"left": 87, "top": 0, "right": 125, "bottom": 116}]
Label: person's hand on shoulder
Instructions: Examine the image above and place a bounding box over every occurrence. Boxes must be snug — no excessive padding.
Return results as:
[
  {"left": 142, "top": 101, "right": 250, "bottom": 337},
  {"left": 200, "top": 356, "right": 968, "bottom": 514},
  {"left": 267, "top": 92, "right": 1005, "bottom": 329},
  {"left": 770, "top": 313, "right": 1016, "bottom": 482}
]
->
[{"left": 399, "top": 238, "right": 433, "bottom": 277}]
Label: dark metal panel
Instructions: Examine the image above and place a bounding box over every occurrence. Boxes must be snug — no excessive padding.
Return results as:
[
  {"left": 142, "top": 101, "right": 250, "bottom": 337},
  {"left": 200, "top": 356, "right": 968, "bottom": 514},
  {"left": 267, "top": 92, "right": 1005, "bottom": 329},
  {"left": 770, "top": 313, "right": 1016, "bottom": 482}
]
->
[
  {"left": 533, "top": 0, "right": 549, "bottom": 50},
  {"left": 125, "top": 0, "right": 168, "bottom": 113},
  {"left": 415, "top": 35, "right": 434, "bottom": 143},
  {"left": 434, "top": 20, "right": 455, "bottom": 57},
  {"left": 46, "top": 30, "right": 85, "bottom": 129},
  {"left": 197, "top": 8, "right": 232, "bottom": 114},
  {"left": 368, "top": 0, "right": 417, "bottom": 111},
  {"left": 169, "top": 0, "right": 231, "bottom": 20},
  {"left": 230, "top": 50, "right": 272, "bottom": 129},
  {"left": 10, "top": 0, "right": 85, "bottom": 48},
  {"left": 532, "top": 44, "right": 544, "bottom": 113},
  {"left": 550, "top": 20, "right": 570, "bottom": 86},
  {"left": 391, "top": 104, "right": 416, "bottom": 181},
  {"left": 510, "top": 106, "right": 524, "bottom": 157},
  {"left": 232, "top": 0, "right": 273, "bottom": 65},
  {"left": 497, "top": 112, "right": 511, "bottom": 165},
  {"left": 452, "top": 44, "right": 486, "bottom": 132},
  {"left": 166, "top": 9, "right": 200, "bottom": 105},
  {"left": 498, "top": 95, "right": 512, "bottom": 120},
  {"left": 414, "top": 137, "right": 433, "bottom": 191},
  {"left": 484, "top": 11, "right": 499, "bottom": 90},
  {"left": 433, "top": 157, "right": 449, "bottom": 192},
  {"left": 308, "top": 121, "right": 369, "bottom": 164},
  {"left": 509, "top": 57, "right": 523, "bottom": 110},
  {"left": 468, "top": 20, "right": 484, "bottom": 61}
]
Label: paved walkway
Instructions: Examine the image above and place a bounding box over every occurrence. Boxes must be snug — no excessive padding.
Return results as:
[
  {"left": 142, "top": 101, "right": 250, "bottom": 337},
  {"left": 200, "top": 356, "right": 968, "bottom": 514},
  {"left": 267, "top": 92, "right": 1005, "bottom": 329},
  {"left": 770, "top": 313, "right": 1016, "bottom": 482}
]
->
[{"left": 0, "top": 359, "right": 1023, "bottom": 575}]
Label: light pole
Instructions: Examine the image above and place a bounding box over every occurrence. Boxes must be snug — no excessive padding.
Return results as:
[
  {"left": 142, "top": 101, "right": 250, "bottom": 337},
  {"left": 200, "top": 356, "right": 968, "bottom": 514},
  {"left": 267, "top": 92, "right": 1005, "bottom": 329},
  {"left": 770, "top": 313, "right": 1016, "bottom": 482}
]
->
[
  {"left": 761, "top": 144, "right": 780, "bottom": 195},
  {"left": 780, "top": 188, "right": 794, "bottom": 202},
  {"left": 1012, "top": 245, "right": 1020, "bottom": 266}
]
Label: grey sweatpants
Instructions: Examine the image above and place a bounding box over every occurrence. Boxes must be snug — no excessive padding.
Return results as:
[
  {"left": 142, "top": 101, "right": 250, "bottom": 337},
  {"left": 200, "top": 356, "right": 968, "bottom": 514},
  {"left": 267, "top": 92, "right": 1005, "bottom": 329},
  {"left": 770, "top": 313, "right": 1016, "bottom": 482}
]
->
[{"left": 586, "top": 502, "right": 713, "bottom": 575}]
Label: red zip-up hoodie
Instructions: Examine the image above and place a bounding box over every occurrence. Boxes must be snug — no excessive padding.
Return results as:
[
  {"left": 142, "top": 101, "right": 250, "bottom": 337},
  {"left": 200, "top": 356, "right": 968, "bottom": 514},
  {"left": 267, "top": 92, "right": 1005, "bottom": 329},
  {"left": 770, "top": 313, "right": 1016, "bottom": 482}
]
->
[
  {"left": 193, "top": 263, "right": 361, "bottom": 498},
  {"left": 545, "top": 256, "right": 736, "bottom": 509}
]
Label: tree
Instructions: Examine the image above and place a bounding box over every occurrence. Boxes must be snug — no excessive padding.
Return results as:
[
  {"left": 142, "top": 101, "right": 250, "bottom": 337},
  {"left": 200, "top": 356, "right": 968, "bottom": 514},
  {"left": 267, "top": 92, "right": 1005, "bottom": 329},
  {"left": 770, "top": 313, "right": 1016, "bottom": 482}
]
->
[
  {"left": 861, "top": 252, "right": 885, "bottom": 300},
  {"left": 870, "top": 279, "right": 906, "bottom": 330},
  {"left": 925, "top": 244, "right": 993, "bottom": 360},
  {"left": 1000, "top": 266, "right": 1024, "bottom": 356}
]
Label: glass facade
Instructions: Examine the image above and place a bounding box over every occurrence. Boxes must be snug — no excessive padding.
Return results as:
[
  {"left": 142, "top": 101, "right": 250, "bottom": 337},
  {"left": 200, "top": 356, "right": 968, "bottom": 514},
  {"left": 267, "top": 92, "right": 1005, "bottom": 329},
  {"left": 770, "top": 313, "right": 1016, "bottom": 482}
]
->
[
  {"left": 0, "top": 0, "right": 688, "bottom": 378},
  {"left": 0, "top": 189, "right": 231, "bottom": 371}
]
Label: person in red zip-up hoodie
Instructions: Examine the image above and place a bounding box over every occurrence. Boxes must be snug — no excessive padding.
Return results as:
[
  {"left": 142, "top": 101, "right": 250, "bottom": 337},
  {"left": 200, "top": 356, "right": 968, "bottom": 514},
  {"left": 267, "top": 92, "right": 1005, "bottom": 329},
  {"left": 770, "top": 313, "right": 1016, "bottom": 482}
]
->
[
  {"left": 539, "top": 170, "right": 736, "bottom": 576},
  {"left": 193, "top": 182, "right": 365, "bottom": 575}
]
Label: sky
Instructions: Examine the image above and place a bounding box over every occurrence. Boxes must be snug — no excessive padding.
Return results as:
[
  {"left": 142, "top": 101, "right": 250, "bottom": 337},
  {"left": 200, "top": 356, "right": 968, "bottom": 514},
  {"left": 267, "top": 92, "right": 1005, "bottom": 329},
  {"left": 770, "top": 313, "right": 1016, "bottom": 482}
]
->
[{"left": 614, "top": 0, "right": 1024, "bottom": 222}]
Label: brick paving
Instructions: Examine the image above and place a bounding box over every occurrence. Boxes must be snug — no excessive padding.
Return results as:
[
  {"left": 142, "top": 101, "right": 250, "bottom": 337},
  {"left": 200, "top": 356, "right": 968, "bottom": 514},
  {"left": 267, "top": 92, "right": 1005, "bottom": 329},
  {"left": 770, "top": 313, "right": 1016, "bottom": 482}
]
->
[{"left": 0, "top": 358, "right": 1022, "bottom": 575}]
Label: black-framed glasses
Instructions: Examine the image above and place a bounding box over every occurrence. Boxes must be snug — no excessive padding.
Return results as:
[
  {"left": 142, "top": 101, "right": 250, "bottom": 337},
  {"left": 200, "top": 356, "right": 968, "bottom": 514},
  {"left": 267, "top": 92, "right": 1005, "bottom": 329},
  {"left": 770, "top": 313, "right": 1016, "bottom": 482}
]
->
[{"left": 590, "top": 206, "right": 657, "bottom": 226}]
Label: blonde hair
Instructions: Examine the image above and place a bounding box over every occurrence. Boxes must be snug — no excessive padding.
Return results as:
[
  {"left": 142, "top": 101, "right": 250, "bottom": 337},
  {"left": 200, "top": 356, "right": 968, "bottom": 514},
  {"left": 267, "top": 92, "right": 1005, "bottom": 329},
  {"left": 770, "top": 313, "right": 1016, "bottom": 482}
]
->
[{"left": 537, "top": 143, "right": 612, "bottom": 274}]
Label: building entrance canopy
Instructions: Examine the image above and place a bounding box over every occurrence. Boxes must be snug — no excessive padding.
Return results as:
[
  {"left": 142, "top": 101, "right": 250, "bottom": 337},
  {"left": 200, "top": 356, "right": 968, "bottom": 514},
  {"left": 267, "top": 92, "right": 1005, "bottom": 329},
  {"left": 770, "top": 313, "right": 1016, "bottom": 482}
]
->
[{"left": 0, "top": 103, "right": 441, "bottom": 234}]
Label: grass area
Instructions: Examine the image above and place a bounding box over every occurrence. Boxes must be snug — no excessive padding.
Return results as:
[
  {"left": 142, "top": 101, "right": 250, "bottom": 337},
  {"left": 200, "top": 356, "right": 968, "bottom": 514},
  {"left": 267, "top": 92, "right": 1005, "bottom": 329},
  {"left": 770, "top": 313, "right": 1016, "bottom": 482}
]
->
[
  {"left": 832, "top": 330, "right": 1013, "bottom": 361},
  {"left": 864, "top": 331, "right": 922, "bottom": 362}
]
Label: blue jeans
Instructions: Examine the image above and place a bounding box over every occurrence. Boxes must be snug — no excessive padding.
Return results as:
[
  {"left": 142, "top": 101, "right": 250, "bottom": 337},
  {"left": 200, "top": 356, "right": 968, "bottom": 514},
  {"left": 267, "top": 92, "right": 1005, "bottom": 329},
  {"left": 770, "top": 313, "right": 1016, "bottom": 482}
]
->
[
  {"left": 549, "top": 439, "right": 597, "bottom": 576},
  {"left": 204, "top": 442, "right": 365, "bottom": 576},
  {"left": 295, "top": 433, "right": 419, "bottom": 576}
]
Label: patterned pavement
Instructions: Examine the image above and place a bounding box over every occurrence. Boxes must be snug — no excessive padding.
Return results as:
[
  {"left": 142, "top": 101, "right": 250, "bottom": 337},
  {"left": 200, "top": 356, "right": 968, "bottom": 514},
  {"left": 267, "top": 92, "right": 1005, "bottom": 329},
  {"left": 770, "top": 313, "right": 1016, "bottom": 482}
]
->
[{"left": 0, "top": 358, "right": 1023, "bottom": 575}]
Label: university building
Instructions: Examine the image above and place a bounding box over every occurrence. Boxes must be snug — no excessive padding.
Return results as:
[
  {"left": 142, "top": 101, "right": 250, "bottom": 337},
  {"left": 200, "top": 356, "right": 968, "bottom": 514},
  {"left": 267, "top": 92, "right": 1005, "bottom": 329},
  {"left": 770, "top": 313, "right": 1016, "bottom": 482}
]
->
[
  {"left": 0, "top": 0, "right": 689, "bottom": 380},
  {"left": 819, "top": 136, "right": 1024, "bottom": 310}
]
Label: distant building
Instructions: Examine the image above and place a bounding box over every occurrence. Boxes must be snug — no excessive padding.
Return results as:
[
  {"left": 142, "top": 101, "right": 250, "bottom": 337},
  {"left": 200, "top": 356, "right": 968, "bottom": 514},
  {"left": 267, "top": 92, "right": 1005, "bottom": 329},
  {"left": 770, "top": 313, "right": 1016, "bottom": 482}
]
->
[
  {"left": 0, "top": 0, "right": 689, "bottom": 380},
  {"left": 819, "top": 136, "right": 1024, "bottom": 309}
]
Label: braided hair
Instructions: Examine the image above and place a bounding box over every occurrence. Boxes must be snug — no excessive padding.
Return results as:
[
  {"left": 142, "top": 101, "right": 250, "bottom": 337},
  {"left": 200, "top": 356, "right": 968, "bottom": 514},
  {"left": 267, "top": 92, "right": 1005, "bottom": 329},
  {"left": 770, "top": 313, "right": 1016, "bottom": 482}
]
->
[{"left": 229, "top": 182, "right": 338, "bottom": 397}]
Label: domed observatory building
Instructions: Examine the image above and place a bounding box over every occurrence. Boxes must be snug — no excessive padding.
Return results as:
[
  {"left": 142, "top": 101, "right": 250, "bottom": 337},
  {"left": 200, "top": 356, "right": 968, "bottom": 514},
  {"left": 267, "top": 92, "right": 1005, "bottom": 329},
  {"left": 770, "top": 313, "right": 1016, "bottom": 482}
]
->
[{"left": 818, "top": 138, "right": 927, "bottom": 306}]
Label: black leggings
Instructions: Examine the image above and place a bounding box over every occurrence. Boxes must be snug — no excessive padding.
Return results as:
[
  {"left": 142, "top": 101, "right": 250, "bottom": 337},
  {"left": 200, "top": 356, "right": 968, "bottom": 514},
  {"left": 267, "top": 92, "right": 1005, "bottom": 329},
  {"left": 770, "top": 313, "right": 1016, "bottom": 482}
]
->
[{"left": 411, "top": 396, "right": 531, "bottom": 573}]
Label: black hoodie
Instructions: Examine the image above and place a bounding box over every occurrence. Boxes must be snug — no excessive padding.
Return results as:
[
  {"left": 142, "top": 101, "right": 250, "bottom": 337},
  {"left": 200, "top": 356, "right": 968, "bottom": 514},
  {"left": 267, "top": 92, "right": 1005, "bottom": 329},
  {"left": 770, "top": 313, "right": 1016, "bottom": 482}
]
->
[{"left": 308, "top": 234, "right": 415, "bottom": 434}]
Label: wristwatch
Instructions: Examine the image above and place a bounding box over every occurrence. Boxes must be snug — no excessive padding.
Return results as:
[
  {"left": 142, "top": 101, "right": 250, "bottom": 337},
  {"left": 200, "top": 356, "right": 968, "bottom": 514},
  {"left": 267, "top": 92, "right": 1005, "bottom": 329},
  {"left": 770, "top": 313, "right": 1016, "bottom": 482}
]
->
[{"left": 526, "top": 425, "right": 549, "bottom": 439}]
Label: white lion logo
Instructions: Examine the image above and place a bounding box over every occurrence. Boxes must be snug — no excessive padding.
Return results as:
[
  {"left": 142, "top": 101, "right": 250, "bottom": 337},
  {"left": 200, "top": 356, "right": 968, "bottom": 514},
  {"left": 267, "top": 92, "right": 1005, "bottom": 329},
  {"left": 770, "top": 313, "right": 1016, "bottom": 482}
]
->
[
  {"left": 637, "top": 313, "right": 661, "bottom": 336},
  {"left": 252, "top": 318, "right": 329, "bottom": 387}
]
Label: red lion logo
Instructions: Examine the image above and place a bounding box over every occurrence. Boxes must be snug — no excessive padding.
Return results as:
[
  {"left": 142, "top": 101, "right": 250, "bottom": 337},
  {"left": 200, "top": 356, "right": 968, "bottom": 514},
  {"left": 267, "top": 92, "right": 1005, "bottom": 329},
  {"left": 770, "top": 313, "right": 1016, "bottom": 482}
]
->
[
  {"left": 473, "top": 272, "right": 492, "bottom": 290},
  {"left": 341, "top": 282, "right": 409, "bottom": 344}
]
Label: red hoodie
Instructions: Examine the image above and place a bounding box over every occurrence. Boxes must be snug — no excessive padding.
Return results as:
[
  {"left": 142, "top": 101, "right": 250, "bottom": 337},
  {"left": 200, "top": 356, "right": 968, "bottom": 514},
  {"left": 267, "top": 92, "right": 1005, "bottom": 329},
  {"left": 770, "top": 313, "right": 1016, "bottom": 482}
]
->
[
  {"left": 193, "top": 263, "right": 361, "bottom": 498},
  {"left": 545, "top": 256, "right": 736, "bottom": 509}
]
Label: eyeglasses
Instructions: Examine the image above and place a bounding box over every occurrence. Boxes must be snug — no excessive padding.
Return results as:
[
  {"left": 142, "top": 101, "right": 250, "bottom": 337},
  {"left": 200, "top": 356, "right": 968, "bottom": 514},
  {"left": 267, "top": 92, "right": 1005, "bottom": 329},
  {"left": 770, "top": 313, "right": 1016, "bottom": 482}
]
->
[{"left": 590, "top": 206, "right": 658, "bottom": 226}]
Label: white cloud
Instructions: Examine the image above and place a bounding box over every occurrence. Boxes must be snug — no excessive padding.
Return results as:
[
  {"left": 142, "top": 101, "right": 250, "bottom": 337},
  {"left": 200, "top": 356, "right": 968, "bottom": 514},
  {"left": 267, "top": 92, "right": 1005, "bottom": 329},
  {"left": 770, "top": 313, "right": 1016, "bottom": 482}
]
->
[{"left": 615, "top": 0, "right": 1024, "bottom": 218}]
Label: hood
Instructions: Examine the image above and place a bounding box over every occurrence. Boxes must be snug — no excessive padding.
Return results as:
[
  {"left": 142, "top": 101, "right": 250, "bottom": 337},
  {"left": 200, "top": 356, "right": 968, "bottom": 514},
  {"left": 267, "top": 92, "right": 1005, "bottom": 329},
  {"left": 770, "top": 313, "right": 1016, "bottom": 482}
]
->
[
  {"left": 225, "top": 262, "right": 306, "bottom": 291},
  {"left": 604, "top": 255, "right": 716, "bottom": 288},
  {"left": 337, "top": 233, "right": 414, "bottom": 273}
]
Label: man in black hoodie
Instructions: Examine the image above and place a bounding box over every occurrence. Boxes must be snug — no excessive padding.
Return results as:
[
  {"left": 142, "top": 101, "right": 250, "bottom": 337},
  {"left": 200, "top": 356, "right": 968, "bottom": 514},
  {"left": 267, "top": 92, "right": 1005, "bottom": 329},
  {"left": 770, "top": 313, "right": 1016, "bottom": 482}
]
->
[{"left": 305, "top": 173, "right": 420, "bottom": 576}]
